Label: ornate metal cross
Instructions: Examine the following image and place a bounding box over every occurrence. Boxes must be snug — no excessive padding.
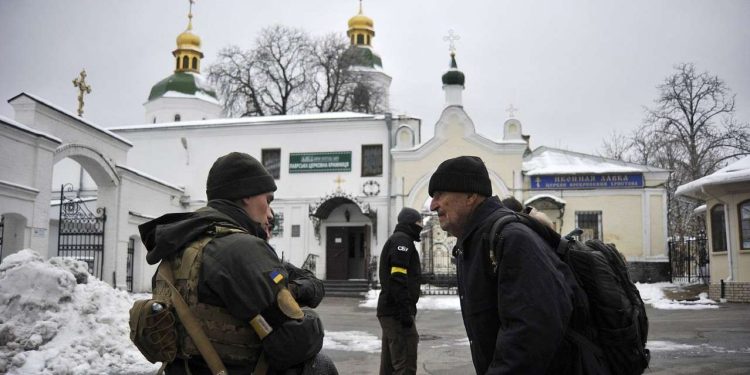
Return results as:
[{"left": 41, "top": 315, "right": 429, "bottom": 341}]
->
[
  {"left": 443, "top": 29, "right": 460, "bottom": 53},
  {"left": 72, "top": 69, "right": 91, "bottom": 117},
  {"left": 506, "top": 104, "right": 519, "bottom": 118}
]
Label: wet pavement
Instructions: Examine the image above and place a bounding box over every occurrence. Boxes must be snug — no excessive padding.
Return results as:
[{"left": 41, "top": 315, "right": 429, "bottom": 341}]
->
[{"left": 315, "top": 296, "right": 750, "bottom": 374}]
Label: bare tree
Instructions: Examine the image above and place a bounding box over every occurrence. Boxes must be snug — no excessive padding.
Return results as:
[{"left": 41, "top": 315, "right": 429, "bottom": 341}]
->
[
  {"left": 600, "top": 63, "right": 750, "bottom": 236},
  {"left": 209, "top": 26, "right": 384, "bottom": 116},
  {"left": 599, "top": 130, "right": 632, "bottom": 160}
]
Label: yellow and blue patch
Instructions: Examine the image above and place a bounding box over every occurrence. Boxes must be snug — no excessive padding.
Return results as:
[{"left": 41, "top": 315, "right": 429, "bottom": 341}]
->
[{"left": 269, "top": 270, "right": 284, "bottom": 284}]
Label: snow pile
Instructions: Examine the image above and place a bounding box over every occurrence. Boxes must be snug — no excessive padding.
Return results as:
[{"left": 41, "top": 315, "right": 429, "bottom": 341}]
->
[
  {"left": 0, "top": 250, "right": 158, "bottom": 375},
  {"left": 636, "top": 282, "right": 718, "bottom": 310},
  {"left": 362, "top": 283, "right": 718, "bottom": 311},
  {"left": 360, "top": 289, "right": 461, "bottom": 311}
]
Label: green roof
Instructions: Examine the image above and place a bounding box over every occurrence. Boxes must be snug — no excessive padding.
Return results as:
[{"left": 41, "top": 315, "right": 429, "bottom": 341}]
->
[
  {"left": 344, "top": 46, "right": 383, "bottom": 68},
  {"left": 148, "top": 72, "right": 218, "bottom": 101}
]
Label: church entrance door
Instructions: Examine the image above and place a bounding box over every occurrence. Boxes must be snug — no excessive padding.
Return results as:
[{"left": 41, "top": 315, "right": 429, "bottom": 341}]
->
[{"left": 326, "top": 226, "right": 368, "bottom": 280}]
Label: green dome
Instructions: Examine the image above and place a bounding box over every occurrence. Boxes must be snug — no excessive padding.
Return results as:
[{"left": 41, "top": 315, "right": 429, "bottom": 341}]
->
[
  {"left": 344, "top": 46, "right": 383, "bottom": 68},
  {"left": 148, "top": 72, "right": 218, "bottom": 102},
  {"left": 441, "top": 53, "right": 465, "bottom": 86}
]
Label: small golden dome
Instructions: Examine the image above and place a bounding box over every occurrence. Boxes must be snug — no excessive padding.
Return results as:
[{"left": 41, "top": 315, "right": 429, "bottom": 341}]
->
[
  {"left": 176, "top": 29, "right": 201, "bottom": 49},
  {"left": 348, "top": 1, "right": 374, "bottom": 31}
]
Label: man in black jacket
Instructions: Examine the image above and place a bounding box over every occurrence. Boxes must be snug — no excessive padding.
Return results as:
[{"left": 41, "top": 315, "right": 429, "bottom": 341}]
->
[
  {"left": 377, "top": 207, "right": 423, "bottom": 375},
  {"left": 427, "top": 156, "right": 578, "bottom": 374},
  {"left": 140, "top": 152, "right": 335, "bottom": 374}
]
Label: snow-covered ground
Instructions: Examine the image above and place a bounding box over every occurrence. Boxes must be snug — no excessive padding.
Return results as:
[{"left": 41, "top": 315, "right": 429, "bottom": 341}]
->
[{"left": 0, "top": 249, "right": 722, "bottom": 373}]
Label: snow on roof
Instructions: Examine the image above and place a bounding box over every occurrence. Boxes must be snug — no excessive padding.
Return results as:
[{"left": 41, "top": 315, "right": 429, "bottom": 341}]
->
[
  {"left": 675, "top": 155, "right": 750, "bottom": 200},
  {"left": 162, "top": 89, "right": 220, "bottom": 105},
  {"left": 523, "top": 146, "right": 667, "bottom": 175},
  {"left": 109, "top": 111, "right": 378, "bottom": 131},
  {"left": 0, "top": 114, "right": 62, "bottom": 143},
  {"left": 524, "top": 194, "right": 567, "bottom": 206},
  {"left": 8, "top": 93, "right": 133, "bottom": 146},
  {"left": 116, "top": 164, "right": 184, "bottom": 192},
  {"left": 0, "top": 179, "right": 40, "bottom": 194}
]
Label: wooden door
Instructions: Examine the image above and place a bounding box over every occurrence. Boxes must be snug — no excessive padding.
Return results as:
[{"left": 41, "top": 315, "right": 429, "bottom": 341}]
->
[{"left": 326, "top": 227, "right": 348, "bottom": 280}]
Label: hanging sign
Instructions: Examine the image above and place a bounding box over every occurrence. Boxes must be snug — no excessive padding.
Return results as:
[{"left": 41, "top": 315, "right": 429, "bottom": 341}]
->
[
  {"left": 530, "top": 174, "right": 644, "bottom": 189},
  {"left": 289, "top": 152, "right": 351, "bottom": 173}
]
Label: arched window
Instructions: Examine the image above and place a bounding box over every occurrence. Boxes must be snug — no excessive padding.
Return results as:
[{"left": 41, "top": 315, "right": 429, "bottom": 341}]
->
[
  {"left": 366, "top": 35, "right": 370, "bottom": 45},
  {"left": 174, "top": 114, "right": 181, "bottom": 122},
  {"left": 182, "top": 56, "right": 189, "bottom": 70},
  {"left": 192, "top": 57, "right": 198, "bottom": 70},
  {"left": 175, "top": 57, "right": 179, "bottom": 71},
  {"left": 356, "top": 34, "right": 364, "bottom": 45},
  {"left": 710, "top": 204, "right": 727, "bottom": 252},
  {"left": 739, "top": 200, "right": 750, "bottom": 250}
]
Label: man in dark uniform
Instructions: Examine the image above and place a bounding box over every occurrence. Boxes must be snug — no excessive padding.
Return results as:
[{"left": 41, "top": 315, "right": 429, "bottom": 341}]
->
[
  {"left": 140, "top": 152, "right": 336, "bottom": 374},
  {"left": 377, "top": 207, "right": 423, "bottom": 375},
  {"left": 428, "top": 156, "right": 581, "bottom": 374}
]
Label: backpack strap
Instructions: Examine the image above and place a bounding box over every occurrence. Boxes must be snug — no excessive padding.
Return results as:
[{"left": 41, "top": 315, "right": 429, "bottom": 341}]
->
[{"left": 159, "top": 262, "right": 228, "bottom": 375}]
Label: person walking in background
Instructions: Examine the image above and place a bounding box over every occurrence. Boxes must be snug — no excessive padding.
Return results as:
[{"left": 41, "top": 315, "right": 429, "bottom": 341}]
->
[
  {"left": 377, "top": 207, "right": 423, "bottom": 375},
  {"left": 428, "top": 156, "right": 584, "bottom": 374}
]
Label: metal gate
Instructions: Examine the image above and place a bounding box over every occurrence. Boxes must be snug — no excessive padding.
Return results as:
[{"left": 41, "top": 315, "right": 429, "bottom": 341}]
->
[
  {"left": 58, "top": 184, "right": 106, "bottom": 280},
  {"left": 420, "top": 214, "right": 458, "bottom": 295},
  {"left": 668, "top": 233, "right": 709, "bottom": 284}
]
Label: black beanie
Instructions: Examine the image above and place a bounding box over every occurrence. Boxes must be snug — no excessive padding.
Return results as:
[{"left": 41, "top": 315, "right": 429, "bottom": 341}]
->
[
  {"left": 206, "top": 152, "right": 277, "bottom": 200},
  {"left": 397, "top": 207, "right": 422, "bottom": 224},
  {"left": 428, "top": 156, "right": 491, "bottom": 197}
]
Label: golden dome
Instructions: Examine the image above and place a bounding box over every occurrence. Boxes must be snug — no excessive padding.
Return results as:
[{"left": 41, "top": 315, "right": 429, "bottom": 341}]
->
[
  {"left": 348, "top": 1, "right": 374, "bottom": 31},
  {"left": 176, "top": 29, "right": 201, "bottom": 49}
]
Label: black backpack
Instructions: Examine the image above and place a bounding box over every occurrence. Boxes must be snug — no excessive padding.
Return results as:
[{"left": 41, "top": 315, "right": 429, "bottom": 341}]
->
[{"left": 488, "top": 212, "right": 650, "bottom": 375}]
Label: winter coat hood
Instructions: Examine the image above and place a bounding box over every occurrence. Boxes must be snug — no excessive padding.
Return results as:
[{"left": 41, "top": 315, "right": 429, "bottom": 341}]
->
[{"left": 139, "top": 200, "right": 265, "bottom": 265}]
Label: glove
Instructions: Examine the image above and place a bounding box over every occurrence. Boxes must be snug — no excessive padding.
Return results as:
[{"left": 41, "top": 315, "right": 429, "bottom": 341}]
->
[{"left": 398, "top": 308, "right": 413, "bottom": 328}]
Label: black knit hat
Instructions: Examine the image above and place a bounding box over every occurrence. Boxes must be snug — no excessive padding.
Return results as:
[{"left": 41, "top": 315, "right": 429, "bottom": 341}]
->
[
  {"left": 397, "top": 207, "right": 422, "bottom": 224},
  {"left": 428, "top": 156, "right": 491, "bottom": 197},
  {"left": 206, "top": 152, "right": 277, "bottom": 200}
]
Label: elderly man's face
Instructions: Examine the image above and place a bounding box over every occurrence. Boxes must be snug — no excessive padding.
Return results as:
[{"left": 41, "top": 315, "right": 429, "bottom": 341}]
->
[
  {"left": 241, "top": 192, "right": 274, "bottom": 228},
  {"left": 429, "top": 191, "right": 476, "bottom": 237}
]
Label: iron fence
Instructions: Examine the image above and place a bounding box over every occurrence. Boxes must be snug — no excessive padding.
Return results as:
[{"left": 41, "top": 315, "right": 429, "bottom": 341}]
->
[
  {"left": 668, "top": 233, "right": 709, "bottom": 284},
  {"left": 58, "top": 184, "right": 106, "bottom": 280},
  {"left": 420, "top": 214, "right": 458, "bottom": 295}
]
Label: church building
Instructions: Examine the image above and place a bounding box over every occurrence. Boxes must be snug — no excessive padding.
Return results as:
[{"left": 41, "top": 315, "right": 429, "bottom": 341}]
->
[{"left": 0, "top": 2, "right": 670, "bottom": 293}]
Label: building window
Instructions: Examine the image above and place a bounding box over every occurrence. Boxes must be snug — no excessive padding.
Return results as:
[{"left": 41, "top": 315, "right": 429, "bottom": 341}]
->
[
  {"left": 174, "top": 114, "right": 181, "bottom": 122},
  {"left": 192, "top": 57, "right": 198, "bottom": 70},
  {"left": 271, "top": 211, "right": 284, "bottom": 237},
  {"left": 710, "top": 204, "right": 727, "bottom": 252},
  {"left": 292, "top": 224, "right": 301, "bottom": 238},
  {"left": 175, "top": 57, "right": 179, "bottom": 71},
  {"left": 262, "top": 148, "right": 281, "bottom": 179},
  {"left": 738, "top": 200, "right": 750, "bottom": 250},
  {"left": 182, "top": 56, "right": 189, "bottom": 70},
  {"left": 362, "top": 144, "right": 383, "bottom": 177},
  {"left": 126, "top": 237, "right": 135, "bottom": 292},
  {"left": 575, "top": 211, "right": 602, "bottom": 241}
]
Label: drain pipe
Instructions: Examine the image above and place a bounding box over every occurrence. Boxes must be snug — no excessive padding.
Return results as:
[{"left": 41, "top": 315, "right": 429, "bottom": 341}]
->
[{"left": 385, "top": 113, "right": 393, "bottom": 237}]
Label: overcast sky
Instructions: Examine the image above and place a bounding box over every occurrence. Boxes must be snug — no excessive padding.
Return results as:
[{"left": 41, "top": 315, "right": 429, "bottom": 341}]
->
[{"left": 1, "top": 0, "right": 748, "bottom": 155}]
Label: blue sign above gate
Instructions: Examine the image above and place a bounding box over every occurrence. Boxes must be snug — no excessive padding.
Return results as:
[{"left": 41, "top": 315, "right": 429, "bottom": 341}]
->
[{"left": 530, "top": 174, "right": 644, "bottom": 190}]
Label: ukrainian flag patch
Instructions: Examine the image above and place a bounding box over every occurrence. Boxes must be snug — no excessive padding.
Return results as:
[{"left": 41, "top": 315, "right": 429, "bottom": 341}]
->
[{"left": 269, "top": 270, "right": 284, "bottom": 284}]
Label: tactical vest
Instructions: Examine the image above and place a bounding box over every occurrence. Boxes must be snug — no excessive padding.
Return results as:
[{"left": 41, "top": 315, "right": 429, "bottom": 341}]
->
[{"left": 153, "top": 226, "right": 261, "bottom": 366}]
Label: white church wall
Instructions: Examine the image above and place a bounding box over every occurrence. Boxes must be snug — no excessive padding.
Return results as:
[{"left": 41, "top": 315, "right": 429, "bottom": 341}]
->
[{"left": 145, "top": 96, "right": 222, "bottom": 124}]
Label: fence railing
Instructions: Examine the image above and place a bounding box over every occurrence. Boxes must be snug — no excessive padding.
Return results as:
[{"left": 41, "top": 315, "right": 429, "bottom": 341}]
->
[{"left": 668, "top": 234, "right": 709, "bottom": 284}]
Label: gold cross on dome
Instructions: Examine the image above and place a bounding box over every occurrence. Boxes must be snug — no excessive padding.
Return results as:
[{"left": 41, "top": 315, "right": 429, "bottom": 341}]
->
[
  {"left": 443, "top": 29, "right": 461, "bottom": 53},
  {"left": 72, "top": 69, "right": 92, "bottom": 117},
  {"left": 334, "top": 175, "right": 346, "bottom": 192}
]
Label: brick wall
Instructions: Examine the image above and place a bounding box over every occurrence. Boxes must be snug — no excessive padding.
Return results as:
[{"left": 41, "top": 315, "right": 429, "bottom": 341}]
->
[
  {"left": 709, "top": 281, "right": 750, "bottom": 303},
  {"left": 627, "top": 261, "right": 670, "bottom": 283}
]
